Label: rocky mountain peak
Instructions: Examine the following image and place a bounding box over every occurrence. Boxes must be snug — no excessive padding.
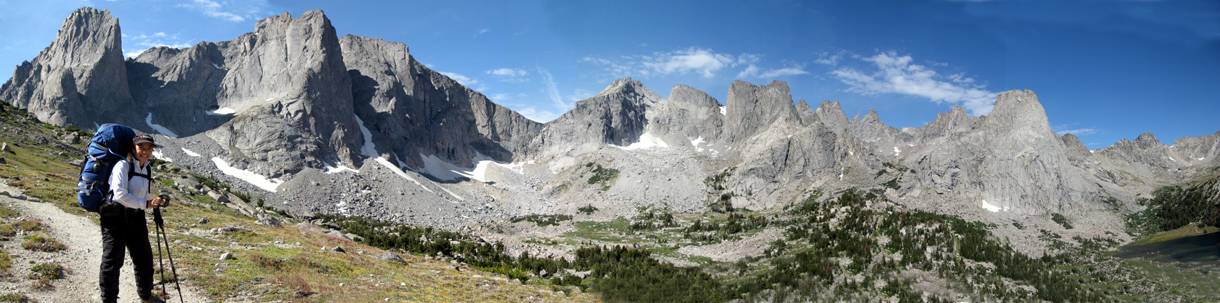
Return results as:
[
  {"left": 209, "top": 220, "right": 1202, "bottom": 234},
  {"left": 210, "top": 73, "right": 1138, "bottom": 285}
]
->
[
  {"left": 1, "top": 6, "right": 135, "bottom": 127},
  {"left": 647, "top": 84, "right": 723, "bottom": 141},
  {"left": 724, "top": 80, "right": 801, "bottom": 144},
  {"left": 815, "top": 100, "right": 850, "bottom": 135},
  {"left": 1134, "top": 132, "right": 1161, "bottom": 149},
  {"left": 984, "top": 89, "right": 1052, "bottom": 136}
]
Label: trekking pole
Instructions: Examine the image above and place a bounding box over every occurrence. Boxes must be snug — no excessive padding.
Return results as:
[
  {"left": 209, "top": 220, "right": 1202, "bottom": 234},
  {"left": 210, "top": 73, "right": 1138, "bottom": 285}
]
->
[{"left": 153, "top": 207, "right": 185, "bottom": 303}]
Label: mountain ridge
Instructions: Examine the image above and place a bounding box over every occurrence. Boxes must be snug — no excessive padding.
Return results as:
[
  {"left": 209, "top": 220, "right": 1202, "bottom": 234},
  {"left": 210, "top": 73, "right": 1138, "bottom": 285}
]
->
[{"left": 3, "top": 8, "right": 1220, "bottom": 248}]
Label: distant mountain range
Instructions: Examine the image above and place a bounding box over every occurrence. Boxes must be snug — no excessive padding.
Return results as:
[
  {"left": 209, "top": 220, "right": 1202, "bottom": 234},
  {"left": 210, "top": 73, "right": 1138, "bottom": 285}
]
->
[{"left": 4, "top": 8, "right": 1218, "bottom": 244}]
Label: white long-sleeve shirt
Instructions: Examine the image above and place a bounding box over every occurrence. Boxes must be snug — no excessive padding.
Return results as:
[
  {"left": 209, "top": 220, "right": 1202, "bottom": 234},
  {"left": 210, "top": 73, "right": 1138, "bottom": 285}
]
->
[{"left": 109, "top": 159, "right": 152, "bottom": 210}]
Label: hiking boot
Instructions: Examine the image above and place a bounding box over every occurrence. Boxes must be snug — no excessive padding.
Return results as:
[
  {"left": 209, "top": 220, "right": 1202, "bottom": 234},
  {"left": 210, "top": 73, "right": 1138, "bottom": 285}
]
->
[{"left": 140, "top": 296, "right": 166, "bottom": 303}]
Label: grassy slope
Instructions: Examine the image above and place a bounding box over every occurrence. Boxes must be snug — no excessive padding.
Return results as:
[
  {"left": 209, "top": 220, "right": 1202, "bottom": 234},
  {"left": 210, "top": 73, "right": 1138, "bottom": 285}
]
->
[{"left": 0, "top": 105, "right": 598, "bottom": 302}]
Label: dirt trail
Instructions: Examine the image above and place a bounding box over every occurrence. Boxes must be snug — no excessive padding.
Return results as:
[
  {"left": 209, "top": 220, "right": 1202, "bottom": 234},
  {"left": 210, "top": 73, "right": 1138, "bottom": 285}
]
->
[{"left": 0, "top": 181, "right": 210, "bottom": 302}]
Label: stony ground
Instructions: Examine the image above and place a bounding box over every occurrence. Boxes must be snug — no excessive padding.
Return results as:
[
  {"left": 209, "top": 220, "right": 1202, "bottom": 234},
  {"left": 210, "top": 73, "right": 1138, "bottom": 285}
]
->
[{"left": 0, "top": 181, "right": 209, "bottom": 302}]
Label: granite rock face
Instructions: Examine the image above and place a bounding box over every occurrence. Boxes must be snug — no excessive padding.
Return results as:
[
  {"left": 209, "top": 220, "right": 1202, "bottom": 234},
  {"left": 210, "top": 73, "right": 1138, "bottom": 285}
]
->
[
  {"left": 646, "top": 84, "right": 724, "bottom": 143},
  {"left": 129, "top": 11, "right": 361, "bottom": 174},
  {"left": 9, "top": 7, "right": 1220, "bottom": 244},
  {"left": 724, "top": 80, "right": 802, "bottom": 145},
  {"left": 530, "top": 78, "right": 662, "bottom": 157},
  {"left": 1, "top": 8, "right": 137, "bottom": 127},
  {"left": 341, "top": 35, "right": 542, "bottom": 168},
  {"left": 904, "top": 90, "right": 1097, "bottom": 214}
]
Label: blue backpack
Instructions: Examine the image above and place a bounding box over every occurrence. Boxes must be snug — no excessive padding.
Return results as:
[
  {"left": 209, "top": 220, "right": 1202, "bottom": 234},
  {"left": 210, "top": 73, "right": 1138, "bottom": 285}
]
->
[{"left": 76, "top": 124, "right": 136, "bottom": 212}]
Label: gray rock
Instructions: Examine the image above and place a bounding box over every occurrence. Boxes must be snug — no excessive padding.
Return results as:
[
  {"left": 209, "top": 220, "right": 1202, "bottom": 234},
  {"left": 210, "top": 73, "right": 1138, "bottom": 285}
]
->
[
  {"left": 530, "top": 78, "right": 660, "bottom": 156},
  {"left": 1, "top": 143, "right": 9, "bottom": 152},
  {"left": 373, "top": 252, "right": 405, "bottom": 264},
  {"left": 198, "top": 218, "right": 209, "bottom": 224},
  {"left": 255, "top": 216, "right": 282, "bottom": 227},
  {"left": 219, "top": 252, "right": 234, "bottom": 260},
  {"left": 207, "top": 190, "right": 228, "bottom": 203},
  {"left": 0, "top": 157, "right": 5, "bottom": 164},
  {"left": 646, "top": 84, "right": 724, "bottom": 143},
  {"left": 331, "top": 246, "right": 346, "bottom": 253},
  {"left": 212, "top": 226, "right": 250, "bottom": 233},
  {"left": 0, "top": 8, "right": 139, "bottom": 127},
  {"left": 723, "top": 80, "right": 802, "bottom": 145},
  {"left": 341, "top": 35, "right": 543, "bottom": 169}
]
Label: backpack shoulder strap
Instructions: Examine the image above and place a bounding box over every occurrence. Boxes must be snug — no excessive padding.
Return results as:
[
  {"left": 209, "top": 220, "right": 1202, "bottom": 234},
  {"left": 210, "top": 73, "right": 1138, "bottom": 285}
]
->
[{"left": 128, "top": 160, "right": 152, "bottom": 196}]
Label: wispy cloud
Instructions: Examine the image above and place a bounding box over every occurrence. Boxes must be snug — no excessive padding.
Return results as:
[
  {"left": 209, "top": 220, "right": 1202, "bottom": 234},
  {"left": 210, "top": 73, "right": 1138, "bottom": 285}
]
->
[
  {"left": 814, "top": 51, "right": 844, "bottom": 66},
  {"left": 537, "top": 67, "right": 570, "bottom": 111},
  {"left": 438, "top": 71, "right": 486, "bottom": 91},
  {"left": 486, "top": 68, "right": 528, "bottom": 82},
  {"left": 474, "top": 28, "right": 490, "bottom": 37},
  {"left": 179, "top": 0, "right": 269, "bottom": 23},
  {"left": 516, "top": 107, "right": 560, "bottom": 123},
  {"left": 737, "top": 65, "right": 809, "bottom": 79},
  {"left": 641, "top": 47, "right": 736, "bottom": 78},
  {"left": 831, "top": 51, "right": 998, "bottom": 116},
  {"left": 1053, "top": 124, "right": 1098, "bottom": 136},
  {"left": 122, "top": 32, "right": 194, "bottom": 58},
  {"left": 582, "top": 47, "right": 808, "bottom": 81}
]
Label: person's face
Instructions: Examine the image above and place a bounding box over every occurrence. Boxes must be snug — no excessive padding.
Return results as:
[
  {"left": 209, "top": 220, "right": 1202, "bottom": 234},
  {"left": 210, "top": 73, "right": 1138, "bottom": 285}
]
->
[{"left": 134, "top": 143, "right": 154, "bottom": 163}]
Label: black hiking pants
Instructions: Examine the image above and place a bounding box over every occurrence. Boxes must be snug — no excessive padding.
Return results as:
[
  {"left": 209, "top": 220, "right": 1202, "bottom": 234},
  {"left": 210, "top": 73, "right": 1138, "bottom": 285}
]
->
[{"left": 99, "top": 208, "right": 154, "bottom": 302}]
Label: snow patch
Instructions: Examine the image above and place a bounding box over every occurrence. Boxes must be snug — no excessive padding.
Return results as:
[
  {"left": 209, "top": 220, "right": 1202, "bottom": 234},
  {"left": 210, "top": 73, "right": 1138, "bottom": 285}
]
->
[
  {"left": 181, "top": 148, "right": 201, "bottom": 157},
  {"left": 893, "top": 146, "right": 901, "bottom": 156},
  {"left": 471, "top": 158, "right": 525, "bottom": 183},
  {"left": 613, "top": 132, "right": 668, "bottom": 150},
  {"left": 206, "top": 107, "right": 236, "bottom": 115},
  {"left": 324, "top": 164, "right": 359, "bottom": 174},
  {"left": 144, "top": 113, "right": 179, "bottom": 138},
  {"left": 719, "top": 106, "right": 726, "bottom": 115},
  {"left": 212, "top": 63, "right": 220, "bottom": 69},
  {"left": 152, "top": 151, "right": 171, "bottom": 162},
  {"left": 374, "top": 157, "right": 432, "bottom": 193},
  {"left": 690, "top": 136, "right": 706, "bottom": 152},
  {"left": 211, "top": 157, "right": 283, "bottom": 192},
  {"left": 354, "top": 114, "right": 378, "bottom": 158},
  {"left": 419, "top": 154, "right": 475, "bottom": 181},
  {"left": 980, "top": 200, "right": 1009, "bottom": 213},
  {"left": 1200, "top": 157, "right": 1206, "bottom": 161}
]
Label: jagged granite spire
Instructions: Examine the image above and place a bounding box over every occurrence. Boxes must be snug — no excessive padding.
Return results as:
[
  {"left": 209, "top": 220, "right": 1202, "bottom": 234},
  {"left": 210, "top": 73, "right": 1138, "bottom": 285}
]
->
[{"left": 1, "top": 7, "right": 136, "bottom": 127}]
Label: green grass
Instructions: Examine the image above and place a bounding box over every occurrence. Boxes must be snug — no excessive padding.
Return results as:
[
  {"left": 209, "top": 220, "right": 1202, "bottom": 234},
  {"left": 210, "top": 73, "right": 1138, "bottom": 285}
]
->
[
  {"left": 27, "top": 263, "right": 64, "bottom": 280},
  {"left": 0, "top": 293, "right": 35, "bottom": 302},
  {"left": 21, "top": 234, "right": 65, "bottom": 252}
]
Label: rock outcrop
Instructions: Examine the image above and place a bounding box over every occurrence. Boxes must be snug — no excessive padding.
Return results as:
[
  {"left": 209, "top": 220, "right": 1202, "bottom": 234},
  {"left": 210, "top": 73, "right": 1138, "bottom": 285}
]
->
[
  {"left": 907, "top": 90, "right": 1096, "bottom": 214},
  {"left": 341, "top": 35, "right": 542, "bottom": 168},
  {"left": 530, "top": 78, "right": 661, "bottom": 156},
  {"left": 646, "top": 84, "right": 724, "bottom": 143},
  {"left": 1, "top": 8, "right": 137, "bottom": 127},
  {"left": 724, "top": 80, "right": 802, "bottom": 145},
  {"left": 7, "top": 7, "right": 1220, "bottom": 239}
]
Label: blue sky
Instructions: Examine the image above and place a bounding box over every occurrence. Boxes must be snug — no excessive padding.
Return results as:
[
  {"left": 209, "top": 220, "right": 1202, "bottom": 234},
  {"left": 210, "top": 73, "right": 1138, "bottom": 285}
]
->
[{"left": 1, "top": 0, "right": 1217, "bottom": 148}]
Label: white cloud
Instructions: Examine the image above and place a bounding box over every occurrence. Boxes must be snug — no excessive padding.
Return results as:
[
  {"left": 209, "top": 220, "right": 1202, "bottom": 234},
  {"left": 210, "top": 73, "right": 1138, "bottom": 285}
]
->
[
  {"left": 814, "top": 52, "right": 842, "bottom": 66},
  {"left": 122, "top": 32, "right": 194, "bottom": 58},
  {"left": 486, "top": 68, "right": 528, "bottom": 82},
  {"left": 831, "top": 51, "right": 998, "bottom": 116},
  {"left": 474, "top": 28, "right": 490, "bottom": 37},
  {"left": 583, "top": 47, "right": 808, "bottom": 81},
  {"left": 538, "top": 67, "right": 570, "bottom": 111},
  {"left": 438, "top": 71, "right": 486, "bottom": 91},
  {"left": 737, "top": 65, "right": 809, "bottom": 79},
  {"left": 567, "top": 89, "right": 594, "bottom": 103},
  {"left": 516, "top": 107, "right": 560, "bottom": 123},
  {"left": 1053, "top": 125, "right": 1097, "bottom": 136},
  {"left": 641, "top": 47, "right": 737, "bottom": 78},
  {"left": 489, "top": 93, "right": 510, "bottom": 101},
  {"left": 179, "top": 0, "right": 269, "bottom": 23}
]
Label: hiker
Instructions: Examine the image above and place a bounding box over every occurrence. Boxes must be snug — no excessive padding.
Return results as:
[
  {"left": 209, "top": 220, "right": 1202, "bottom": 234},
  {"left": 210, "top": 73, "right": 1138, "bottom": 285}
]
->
[{"left": 98, "top": 134, "right": 168, "bottom": 303}]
